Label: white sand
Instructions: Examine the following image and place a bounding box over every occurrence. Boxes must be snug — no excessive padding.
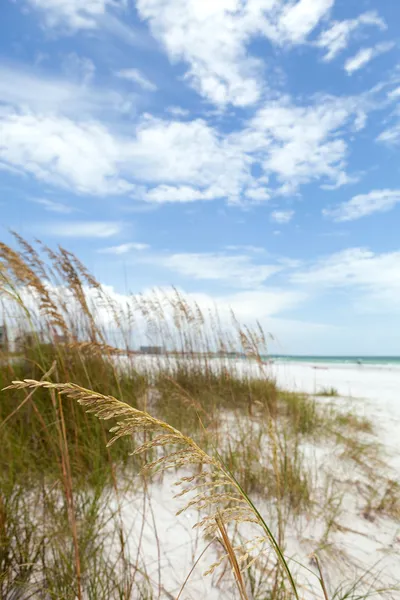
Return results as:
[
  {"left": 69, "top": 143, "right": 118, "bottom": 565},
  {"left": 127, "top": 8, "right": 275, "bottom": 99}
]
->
[
  {"left": 268, "top": 360, "right": 400, "bottom": 471},
  {"left": 116, "top": 357, "right": 400, "bottom": 598}
]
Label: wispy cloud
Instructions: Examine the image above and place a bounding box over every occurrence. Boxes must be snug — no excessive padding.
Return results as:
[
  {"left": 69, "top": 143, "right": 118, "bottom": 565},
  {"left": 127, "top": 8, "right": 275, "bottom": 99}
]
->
[
  {"left": 0, "top": 62, "right": 130, "bottom": 116},
  {"left": 291, "top": 247, "right": 400, "bottom": 311},
  {"left": 225, "top": 245, "right": 265, "bottom": 254},
  {"left": 40, "top": 221, "right": 122, "bottom": 238},
  {"left": 344, "top": 42, "right": 395, "bottom": 75},
  {"left": 323, "top": 189, "right": 400, "bottom": 221},
  {"left": 23, "top": 0, "right": 124, "bottom": 31},
  {"left": 99, "top": 242, "right": 150, "bottom": 254},
  {"left": 166, "top": 106, "right": 190, "bottom": 117},
  {"left": 388, "top": 87, "right": 400, "bottom": 100},
  {"left": 316, "top": 11, "right": 386, "bottom": 62},
  {"left": 377, "top": 124, "right": 400, "bottom": 145},
  {"left": 31, "top": 197, "right": 76, "bottom": 214},
  {"left": 270, "top": 210, "right": 294, "bottom": 224},
  {"left": 62, "top": 53, "right": 96, "bottom": 85},
  {"left": 138, "top": 251, "right": 283, "bottom": 288},
  {"left": 115, "top": 68, "right": 157, "bottom": 91}
]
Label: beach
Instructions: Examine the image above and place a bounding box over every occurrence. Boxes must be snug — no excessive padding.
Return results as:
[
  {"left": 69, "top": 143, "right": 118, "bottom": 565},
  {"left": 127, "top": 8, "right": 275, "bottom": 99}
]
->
[
  {"left": 269, "top": 360, "right": 400, "bottom": 470},
  {"left": 110, "top": 356, "right": 400, "bottom": 598}
]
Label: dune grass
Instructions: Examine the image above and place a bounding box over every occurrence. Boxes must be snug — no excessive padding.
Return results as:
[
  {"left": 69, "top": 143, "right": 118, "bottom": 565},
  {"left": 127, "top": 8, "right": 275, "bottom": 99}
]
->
[
  {"left": 1, "top": 235, "right": 399, "bottom": 599},
  {"left": 318, "top": 386, "right": 339, "bottom": 397}
]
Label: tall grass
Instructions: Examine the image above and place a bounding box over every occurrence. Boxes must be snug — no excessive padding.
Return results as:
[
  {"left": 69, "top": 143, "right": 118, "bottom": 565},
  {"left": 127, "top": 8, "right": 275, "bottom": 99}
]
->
[{"left": 0, "top": 235, "right": 398, "bottom": 599}]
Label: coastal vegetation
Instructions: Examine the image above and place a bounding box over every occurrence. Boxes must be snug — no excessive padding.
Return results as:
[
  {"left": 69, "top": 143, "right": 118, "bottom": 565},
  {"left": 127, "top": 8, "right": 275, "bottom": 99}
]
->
[{"left": 0, "top": 235, "right": 399, "bottom": 599}]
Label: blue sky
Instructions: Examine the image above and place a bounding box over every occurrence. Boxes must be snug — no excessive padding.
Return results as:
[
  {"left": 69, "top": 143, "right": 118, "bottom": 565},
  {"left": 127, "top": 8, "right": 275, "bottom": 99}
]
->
[{"left": 1, "top": 0, "right": 400, "bottom": 355}]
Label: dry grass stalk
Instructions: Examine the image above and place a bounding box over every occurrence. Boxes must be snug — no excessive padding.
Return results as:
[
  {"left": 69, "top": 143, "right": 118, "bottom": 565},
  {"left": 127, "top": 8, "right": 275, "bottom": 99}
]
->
[
  {"left": 216, "top": 514, "right": 250, "bottom": 600},
  {"left": 312, "top": 554, "right": 330, "bottom": 600},
  {"left": 5, "top": 378, "right": 299, "bottom": 598}
]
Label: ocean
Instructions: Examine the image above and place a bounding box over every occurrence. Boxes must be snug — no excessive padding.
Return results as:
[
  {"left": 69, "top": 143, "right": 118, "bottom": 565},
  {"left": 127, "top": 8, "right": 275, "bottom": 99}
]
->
[{"left": 268, "top": 355, "right": 400, "bottom": 366}]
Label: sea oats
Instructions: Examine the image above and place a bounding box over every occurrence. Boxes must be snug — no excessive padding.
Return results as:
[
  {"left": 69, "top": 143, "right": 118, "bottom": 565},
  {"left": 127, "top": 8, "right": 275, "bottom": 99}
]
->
[{"left": 5, "top": 377, "right": 299, "bottom": 599}]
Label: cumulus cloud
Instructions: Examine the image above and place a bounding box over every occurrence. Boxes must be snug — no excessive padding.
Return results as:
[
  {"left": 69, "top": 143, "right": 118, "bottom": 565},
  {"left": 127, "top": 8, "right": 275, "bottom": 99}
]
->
[
  {"left": 240, "top": 96, "right": 358, "bottom": 189},
  {"left": 0, "top": 110, "right": 136, "bottom": 195},
  {"left": 0, "top": 50, "right": 369, "bottom": 204},
  {"left": 278, "top": 0, "right": 334, "bottom": 44},
  {"left": 0, "top": 93, "right": 363, "bottom": 201},
  {"left": 136, "top": 0, "right": 334, "bottom": 107},
  {"left": 0, "top": 108, "right": 247, "bottom": 199},
  {"left": 323, "top": 189, "right": 400, "bottom": 221},
  {"left": 316, "top": 11, "right": 386, "bottom": 61}
]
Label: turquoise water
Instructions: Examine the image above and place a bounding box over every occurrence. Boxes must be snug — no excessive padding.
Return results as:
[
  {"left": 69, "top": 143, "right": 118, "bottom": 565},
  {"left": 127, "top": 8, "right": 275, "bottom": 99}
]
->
[{"left": 267, "top": 355, "right": 400, "bottom": 365}]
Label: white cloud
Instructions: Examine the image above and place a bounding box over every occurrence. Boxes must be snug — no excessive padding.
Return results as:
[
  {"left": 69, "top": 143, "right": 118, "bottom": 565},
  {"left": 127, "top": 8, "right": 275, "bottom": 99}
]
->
[
  {"left": 166, "top": 106, "right": 190, "bottom": 117},
  {"left": 215, "top": 288, "right": 306, "bottom": 319},
  {"left": 127, "top": 286, "right": 310, "bottom": 341},
  {"left": 62, "top": 53, "right": 96, "bottom": 85},
  {"left": 113, "top": 285, "right": 328, "bottom": 353},
  {"left": 0, "top": 110, "right": 135, "bottom": 195},
  {"left": 129, "top": 116, "right": 249, "bottom": 201},
  {"left": 344, "top": 42, "right": 394, "bottom": 75},
  {"left": 320, "top": 171, "right": 361, "bottom": 190},
  {"left": 0, "top": 63, "right": 129, "bottom": 116},
  {"left": 316, "top": 11, "right": 386, "bottom": 61},
  {"left": 0, "top": 107, "right": 246, "bottom": 199},
  {"left": 142, "top": 184, "right": 224, "bottom": 203},
  {"left": 244, "top": 186, "right": 271, "bottom": 202},
  {"left": 136, "top": 0, "right": 261, "bottom": 107},
  {"left": 99, "top": 242, "right": 150, "bottom": 254},
  {"left": 139, "top": 251, "right": 283, "bottom": 288},
  {"left": 11, "top": 279, "right": 312, "bottom": 351},
  {"left": 225, "top": 245, "right": 265, "bottom": 253},
  {"left": 136, "top": 0, "right": 334, "bottom": 107},
  {"left": 31, "top": 197, "right": 76, "bottom": 214},
  {"left": 241, "top": 96, "right": 358, "bottom": 189},
  {"left": 0, "top": 96, "right": 362, "bottom": 201},
  {"left": 323, "top": 189, "right": 400, "bottom": 222},
  {"left": 278, "top": 0, "right": 334, "bottom": 44},
  {"left": 0, "top": 54, "right": 365, "bottom": 205},
  {"left": 270, "top": 209, "right": 294, "bottom": 224},
  {"left": 377, "top": 124, "right": 400, "bottom": 145},
  {"left": 115, "top": 68, "right": 157, "bottom": 91},
  {"left": 388, "top": 87, "right": 400, "bottom": 100},
  {"left": 291, "top": 247, "right": 400, "bottom": 311},
  {"left": 40, "top": 221, "right": 122, "bottom": 238},
  {"left": 24, "top": 0, "right": 126, "bottom": 30}
]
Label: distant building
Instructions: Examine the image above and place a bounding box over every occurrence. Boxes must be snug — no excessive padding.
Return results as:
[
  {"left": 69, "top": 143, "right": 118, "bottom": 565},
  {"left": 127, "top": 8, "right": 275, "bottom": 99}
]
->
[
  {"left": 217, "top": 350, "right": 245, "bottom": 359},
  {"left": 0, "top": 324, "right": 9, "bottom": 352},
  {"left": 140, "top": 345, "right": 164, "bottom": 355}
]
